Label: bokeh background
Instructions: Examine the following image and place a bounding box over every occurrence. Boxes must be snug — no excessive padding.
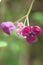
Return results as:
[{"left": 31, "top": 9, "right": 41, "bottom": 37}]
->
[{"left": 0, "top": 0, "right": 43, "bottom": 65}]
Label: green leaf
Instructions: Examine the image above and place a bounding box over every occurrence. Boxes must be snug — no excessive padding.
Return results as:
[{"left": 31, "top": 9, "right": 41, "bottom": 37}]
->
[
  {"left": 32, "top": 12, "right": 43, "bottom": 23},
  {"left": 0, "top": 41, "right": 8, "bottom": 47}
]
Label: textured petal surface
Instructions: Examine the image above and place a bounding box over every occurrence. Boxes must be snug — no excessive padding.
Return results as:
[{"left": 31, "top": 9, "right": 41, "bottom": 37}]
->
[
  {"left": 16, "top": 28, "right": 22, "bottom": 35},
  {"left": 16, "top": 22, "right": 24, "bottom": 28},
  {"left": 22, "top": 26, "right": 33, "bottom": 36},
  {"left": 26, "top": 34, "right": 37, "bottom": 44},
  {"left": 33, "top": 26, "right": 42, "bottom": 35},
  {"left": 1, "top": 21, "right": 16, "bottom": 35},
  {"left": 16, "top": 22, "right": 25, "bottom": 35}
]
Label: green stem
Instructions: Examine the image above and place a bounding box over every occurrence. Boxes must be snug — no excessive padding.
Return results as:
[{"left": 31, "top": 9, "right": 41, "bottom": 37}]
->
[
  {"left": 25, "top": 0, "right": 35, "bottom": 26},
  {"left": 26, "top": 15, "right": 29, "bottom": 26},
  {"left": 27, "top": 0, "right": 35, "bottom": 16},
  {"left": 15, "top": 0, "right": 35, "bottom": 22},
  {"left": 15, "top": 15, "right": 26, "bottom": 22}
]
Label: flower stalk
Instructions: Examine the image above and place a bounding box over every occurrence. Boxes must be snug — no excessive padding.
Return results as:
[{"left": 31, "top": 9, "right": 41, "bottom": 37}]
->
[{"left": 15, "top": 0, "right": 35, "bottom": 25}]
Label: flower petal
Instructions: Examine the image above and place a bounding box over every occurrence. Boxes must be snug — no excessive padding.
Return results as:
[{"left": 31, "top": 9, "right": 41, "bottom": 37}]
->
[
  {"left": 33, "top": 26, "right": 42, "bottom": 35},
  {"left": 26, "top": 35, "right": 37, "bottom": 44},
  {"left": 22, "top": 26, "right": 33, "bottom": 36},
  {"left": 1, "top": 21, "right": 16, "bottom": 35}
]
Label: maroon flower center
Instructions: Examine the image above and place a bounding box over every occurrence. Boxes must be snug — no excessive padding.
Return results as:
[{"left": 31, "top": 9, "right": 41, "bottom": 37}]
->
[{"left": 28, "top": 31, "right": 35, "bottom": 36}]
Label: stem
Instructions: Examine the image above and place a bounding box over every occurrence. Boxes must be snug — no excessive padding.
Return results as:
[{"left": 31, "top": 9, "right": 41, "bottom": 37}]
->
[
  {"left": 25, "top": 0, "right": 35, "bottom": 26},
  {"left": 15, "top": 0, "right": 35, "bottom": 23},
  {"left": 26, "top": 15, "right": 29, "bottom": 26},
  {"left": 15, "top": 15, "right": 26, "bottom": 22},
  {"left": 27, "top": 0, "right": 35, "bottom": 16}
]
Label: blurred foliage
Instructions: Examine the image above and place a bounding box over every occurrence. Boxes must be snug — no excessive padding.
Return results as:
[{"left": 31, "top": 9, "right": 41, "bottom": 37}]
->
[
  {"left": 0, "top": 30, "right": 30, "bottom": 65},
  {"left": 32, "top": 12, "right": 43, "bottom": 24}
]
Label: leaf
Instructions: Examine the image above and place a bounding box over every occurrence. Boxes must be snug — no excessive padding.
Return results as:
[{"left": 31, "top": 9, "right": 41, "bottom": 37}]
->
[
  {"left": 0, "top": 41, "right": 8, "bottom": 47},
  {"left": 32, "top": 12, "right": 43, "bottom": 23}
]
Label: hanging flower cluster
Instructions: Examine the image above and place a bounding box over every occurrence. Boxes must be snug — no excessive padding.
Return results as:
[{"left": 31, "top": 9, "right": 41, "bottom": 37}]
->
[
  {"left": 0, "top": 0, "right": 42, "bottom": 44},
  {"left": 22, "top": 26, "right": 42, "bottom": 44},
  {"left": 0, "top": 21, "right": 42, "bottom": 44}
]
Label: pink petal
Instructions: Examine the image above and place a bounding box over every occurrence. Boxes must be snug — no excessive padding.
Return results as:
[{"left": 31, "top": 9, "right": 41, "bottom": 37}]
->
[
  {"left": 26, "top": 35, "right": 37, "bottom": 44},
  {"left": 16, "top": 28, "right": 22, "bottom": 35},
  {"left": 33, "top": 26, "right": 42, "bottom": 35},
  {"left": 22, "top": 26, "right": 33, "bottom": 36}
]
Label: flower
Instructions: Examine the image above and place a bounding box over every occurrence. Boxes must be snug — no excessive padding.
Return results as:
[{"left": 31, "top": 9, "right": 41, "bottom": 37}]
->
[
  {"left": 26, "top": 34, "right": 36, "bottom": 44},
  {"left": 16, "top": 22, "right": 25, "bottom": 35},
  {"left": 16, "top": 28, "right": 23, "bottom": 35},
  {"left": 16, "top": 22, "right": 24, "bottom": 28},
  {"left": 22, "top": 26, "right": 42, "bottom": 44},
  {"left": 33, "top": 26, "right": 42, "bottom": 35},
  {"left": 1, "top": 21, "right": 16, "bottom": 35}
]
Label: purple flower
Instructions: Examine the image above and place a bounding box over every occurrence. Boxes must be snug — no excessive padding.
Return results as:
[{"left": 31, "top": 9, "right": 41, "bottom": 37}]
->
[
  {"left": 22, "top": 26, "right": 42, "bottom": 44},
  {"left": 1, "top": 21, "right": 16, "bottom": 35}
]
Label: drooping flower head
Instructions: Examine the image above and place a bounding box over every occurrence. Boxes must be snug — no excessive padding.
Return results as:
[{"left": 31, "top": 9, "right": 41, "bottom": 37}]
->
[
  {"left": 22, "top": 26, "right": 42, "bottom": 44},
  {"left": 1, "top": 21, "right": 16, "bottom": 35}
]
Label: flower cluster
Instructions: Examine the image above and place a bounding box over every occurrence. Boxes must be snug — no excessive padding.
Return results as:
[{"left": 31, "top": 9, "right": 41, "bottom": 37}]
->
[
  {"left": 22, "top": 26, "right": 42, "bottom": 44},
  {"left": 0, "top": 21, "right": 42, "bottom": 44}
]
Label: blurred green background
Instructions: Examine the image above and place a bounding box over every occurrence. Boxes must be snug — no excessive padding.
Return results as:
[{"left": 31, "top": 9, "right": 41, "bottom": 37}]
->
[{"left": 0, "top": 0, "right": 43, "bottom": 65}]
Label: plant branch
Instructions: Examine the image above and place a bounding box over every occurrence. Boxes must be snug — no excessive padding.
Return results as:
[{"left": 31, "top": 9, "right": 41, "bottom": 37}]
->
[
  {"left": 15, "top": 15, "right": 26, "bottom": 22},
  {"left": 27, "top": 0, "right": 35, "bottom": 16},
  {"left": 15, "top": 0, "right": 35, "bottom": 22}
]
